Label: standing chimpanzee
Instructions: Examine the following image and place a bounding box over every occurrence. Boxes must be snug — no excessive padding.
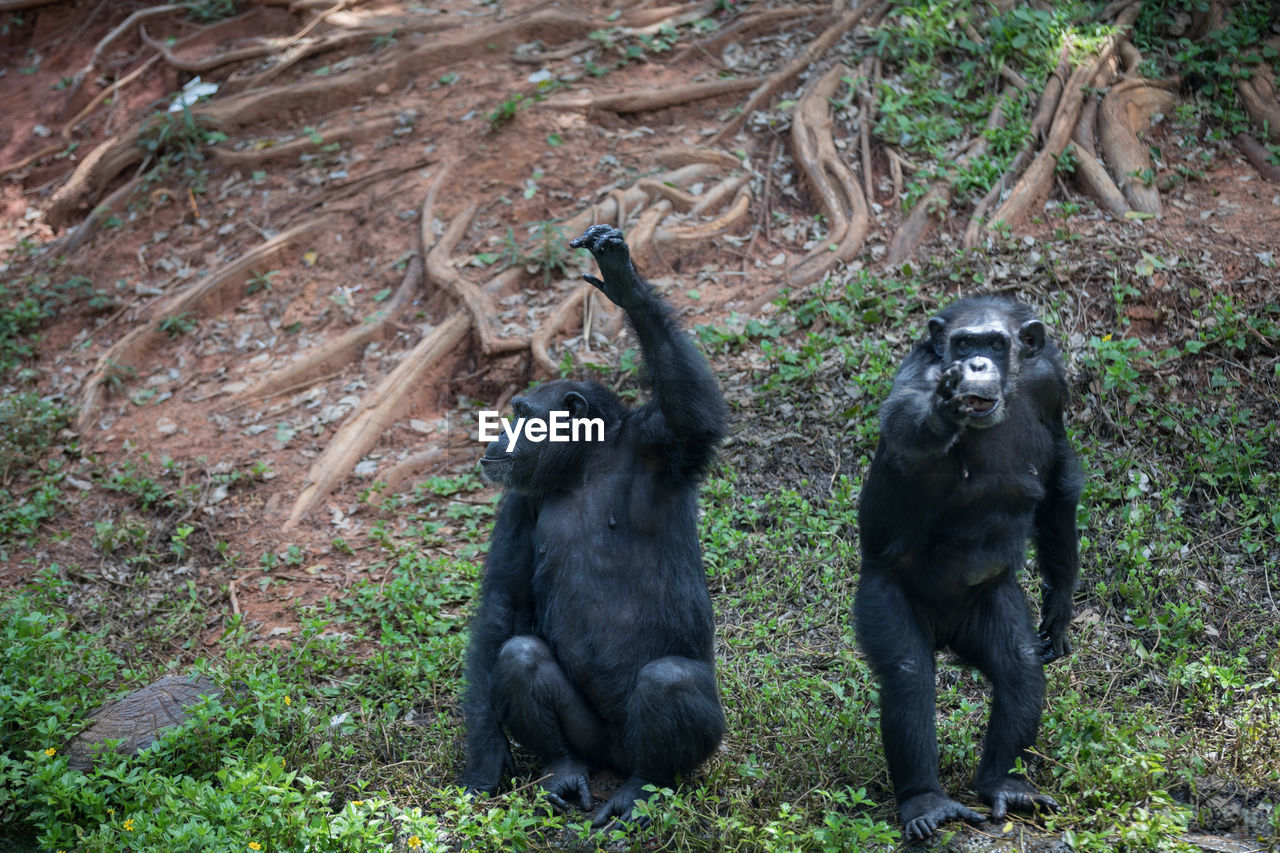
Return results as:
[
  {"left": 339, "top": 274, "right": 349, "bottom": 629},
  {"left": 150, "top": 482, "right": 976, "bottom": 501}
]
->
[
  {"left": 855, "top": 295, "right": 1083, "bottom": 842},
  {"left": 460, "top": 225, "right": 726, "bottom": 828}
]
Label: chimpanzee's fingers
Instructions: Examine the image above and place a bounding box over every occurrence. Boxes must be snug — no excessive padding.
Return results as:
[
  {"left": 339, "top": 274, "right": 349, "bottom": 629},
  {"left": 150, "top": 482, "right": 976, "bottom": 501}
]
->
[
  {"left": 582, "top": 274, "right": 606, "bottom": 290},
  {"left": 571, "top": 224, "right": 615, "bottom": 251}
]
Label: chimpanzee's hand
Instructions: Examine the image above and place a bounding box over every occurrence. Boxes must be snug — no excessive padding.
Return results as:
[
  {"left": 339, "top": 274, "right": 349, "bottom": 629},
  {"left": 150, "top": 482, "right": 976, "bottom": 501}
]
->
[
  {"left": 571, "top": 225, "right": 643, "bottom": 309},
  {"left": 1037, "top": 587, "right": 1073, "bottom": 664},
  {"left": 934, "top": 363, "right": 966, "bottom": 423}
]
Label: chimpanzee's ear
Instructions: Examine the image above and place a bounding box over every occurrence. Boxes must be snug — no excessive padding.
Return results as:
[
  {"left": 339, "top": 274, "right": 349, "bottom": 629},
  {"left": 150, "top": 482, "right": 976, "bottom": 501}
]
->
[
  {"left": 1018, "top": 320, "right": 1046, "bottom": 358},
  {"left": 927, "top": 316, "right": 948, "bottom": 358},
  {"left": 564, "top": 391, "right": 590, "bottom": 419}
]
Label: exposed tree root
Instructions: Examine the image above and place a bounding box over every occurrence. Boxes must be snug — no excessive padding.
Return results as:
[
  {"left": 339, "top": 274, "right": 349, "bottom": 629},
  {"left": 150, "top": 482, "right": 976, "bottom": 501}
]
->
[
  {"left": 709, "top": 0, "right": 882, "bottom": 147},
  {"left": 62, "top": 175, "right": 144, "bottom": 256},
  {"left": 1067, "top": 65, "right": 1130, "bottom": 219},
  {"left": 656, "top": 179, "right": 751, "bottom": 251},
  {"left": 47, "top": 123, "right": 149, "bottom": 230},
  {"left": 541, "top": 76, "right": 764, "bottom": 115},
  {"left": 787, "top": 62, "right": 869, "bottom": 286},
  {"left": 1235, "top": 132, "right": 1280, "bottom": 182},
  {"left": 986, "top": 2, "right": 1142, "bottom": 234},
  {"left": 235, "top": 29, "right": 378, "bottom": 91},
  {"left": 209, "top": 114, "right": 400, "bottom": 169},
  {"left": 240, "top": 256, "right": 422, "bottom": 400},
  {"left": 376, "top": 448, "right": 446, "bottom": 504},
  {"left": 426, "top": 204, "right": 528, "bottom": 356},
  {"left": 284, "top": 310, "right": 470, "bottom": 529},
  {"left": 61, "top": 3, "right": 183, "bottom": 110},
  {"left": 960, "top": 50, "right": 1068, "bottom": 248},
  {"left": 673, "top": 5, "right": 822, "bottom": 64},
  {"left": 1238, "top": 75, "right": 1280, "bottom": 144},
  {"left": 624, "top": 1, "right": 719, "bottom": 35},
  {"left": 1099, "top": 77, "right": 1177, "bottom": 216},
  {"left": 76, "top": 218, "right": 329, "bottom": 432},
  {"left": 46, "top": 8, "right": 592, "bottom": 229},
  {"left": 888, "top": 93, "right": 1007, "bottom": 264},
  {"left": 1069, "top": 143, "right": 1132, "bottom": 219},
  {"left": 653, "top": 146, "right": 743, "bottom": 170},
  {"left": 531, "top": 285, "right": 588, "bottom": 376},
  {"left": 859, "top": 57, "right": 879, "bottom": 208},
  {"left": 626, "top": 200, "right": 676, "bottom": 267},
  {"left": 140, "top": 23, "right": 278, "bottom": 74}
]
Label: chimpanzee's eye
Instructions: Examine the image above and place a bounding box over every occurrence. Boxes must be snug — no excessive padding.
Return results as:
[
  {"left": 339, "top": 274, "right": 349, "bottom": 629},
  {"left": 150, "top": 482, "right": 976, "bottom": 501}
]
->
[
  {"left": 991, "top": 338, "right": 1005, "bottom": 352},
  {"left": 955, "top": 337, "right": 971, "bottom": 355}
]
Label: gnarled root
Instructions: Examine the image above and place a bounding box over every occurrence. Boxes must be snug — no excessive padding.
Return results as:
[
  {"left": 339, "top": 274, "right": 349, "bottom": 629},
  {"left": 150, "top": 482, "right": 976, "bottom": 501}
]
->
[
  {"left": 541, "top": 76, "right": 764, "bottom": 115},
  {"left": 787, "top": 62, "right": 869, "bottom": 286},
  {"left": 888, "top": 92, "right": 1007, "bottom": 263},
  {"left": 710, "top": 0, "right": 884, "bottom": 146},
  {"left": 986, "top": 3, "right": 1142, "bottom": 234},
  {"left": 47, "top": 8, "right": 592, "bottom": 229},
  {"left": 1098, "top": 76, "right": 1177, "bottom": 216},
  {"left": 284, "top": 310, "right": 470, "bottom": 529},
  {"left": 962, "top": 46, "right": 1072, "bottom": 248},
  {"left": 76, "top": 218, "right": 329, "bottom": 432},
  {"left": 1238, "top": 73, "right": 1280, "bottom": 144},
  {"left": 1235, "top": 132, "right": 1280, "bottom": 182}
]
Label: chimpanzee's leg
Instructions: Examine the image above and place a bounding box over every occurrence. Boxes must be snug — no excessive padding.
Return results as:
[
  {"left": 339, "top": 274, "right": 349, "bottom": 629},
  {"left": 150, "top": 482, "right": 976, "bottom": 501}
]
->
[
  {"left": 855, "top": 572, "right": 985, "bottom": 841},
  {"left": 950, "top": 579, "right": 1058, "bottom": 820},
  {"left": 591, "top": 656, "right": 724, "bottom": 828},
  {"left": 493, "top": 635, "right": 610, "bottom": 811}
]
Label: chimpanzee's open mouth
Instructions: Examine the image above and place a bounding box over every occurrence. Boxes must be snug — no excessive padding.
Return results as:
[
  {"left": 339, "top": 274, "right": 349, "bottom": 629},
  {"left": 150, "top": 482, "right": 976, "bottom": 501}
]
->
[{"left": 963, "top": 395, "right": 997, "bottom": 415}]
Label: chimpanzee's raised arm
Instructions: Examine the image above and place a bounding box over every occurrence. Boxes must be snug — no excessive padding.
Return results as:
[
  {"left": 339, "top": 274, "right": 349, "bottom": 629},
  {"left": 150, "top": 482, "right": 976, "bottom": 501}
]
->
[
  {"left": 877, "top": 346, "right": 964, "bottom": 462},
  {"left": 572, "top": 226, "right": 725, "bottom": 472}
]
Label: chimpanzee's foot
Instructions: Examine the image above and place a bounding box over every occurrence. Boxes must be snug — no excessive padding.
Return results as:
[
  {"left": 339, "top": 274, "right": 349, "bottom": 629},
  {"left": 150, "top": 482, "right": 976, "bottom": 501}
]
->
[
  {"left": 976, "top": 775, "right": 1058, "bottom": 820},
  {"left": 590, "top": 774, "right": 653, "bottom": 832},
  {"left": 539, "top": 756, "right": 592, "bottom": 813},
  {"left": 900, "top": 791, "right": 985, "bottom": 841}
]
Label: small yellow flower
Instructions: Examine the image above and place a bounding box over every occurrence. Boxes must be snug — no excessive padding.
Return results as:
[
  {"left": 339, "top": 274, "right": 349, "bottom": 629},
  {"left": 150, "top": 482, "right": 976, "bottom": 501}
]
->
[
  {"left": 1102, "top": 333, "right": 1113, "bottom": 342},
  {"left": 407, "top": 836, "right": 422, "bottom": 849},
  {"left": 107, "top": 809, "right": 114, "bottom": 816},
  {"left": 351, "top": 800, "right": 364, "bottom": 807},
  {"left": 284, "top": 696, "right": 292, "bottom": 706},
  {"left": 44, "top": 747, "right": 56, "bottom": 756},
  {"left": 123, "top": 818, "right": 135, "bottom": 832},
  {"left": 249, "top": 843, "right": 262, "bottom": 851}
]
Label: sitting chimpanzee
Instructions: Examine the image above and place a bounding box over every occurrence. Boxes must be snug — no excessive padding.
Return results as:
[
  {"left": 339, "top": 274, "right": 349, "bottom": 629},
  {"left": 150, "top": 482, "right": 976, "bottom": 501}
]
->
[
  {"left": 855, "top": 295, "right": 1083, "bottom": 842},
  {"left": 461, "top": 225, "right": 726, "bottom": 828}
]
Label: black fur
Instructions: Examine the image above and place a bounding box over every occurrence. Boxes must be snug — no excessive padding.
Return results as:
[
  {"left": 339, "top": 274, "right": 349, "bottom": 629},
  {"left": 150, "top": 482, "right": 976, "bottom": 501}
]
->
[
  {"left": 855, "top": 295, "right": 1083, "bottom": 841},
  {"left": 461, "top": 225, "right": 726, "bottom": 828}
]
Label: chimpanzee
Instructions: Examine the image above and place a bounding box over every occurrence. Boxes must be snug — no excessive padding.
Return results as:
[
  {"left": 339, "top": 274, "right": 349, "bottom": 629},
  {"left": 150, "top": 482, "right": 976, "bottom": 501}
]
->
[
  {"left": 855, "top": 295, "right": 1083, "bottom": 842},
  {"left": 460, "top": 225, "right": 726, "bottom": 828}
]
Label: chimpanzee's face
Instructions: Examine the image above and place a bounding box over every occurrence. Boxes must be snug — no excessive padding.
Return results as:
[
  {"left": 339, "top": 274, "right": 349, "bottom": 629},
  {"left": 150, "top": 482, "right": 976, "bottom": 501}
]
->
[
  {"left": 929, "top": 308, "right": 1045, "bottom": 429},
  {"left": 479, "top": 381, "right": 594, "bottom": 494}
]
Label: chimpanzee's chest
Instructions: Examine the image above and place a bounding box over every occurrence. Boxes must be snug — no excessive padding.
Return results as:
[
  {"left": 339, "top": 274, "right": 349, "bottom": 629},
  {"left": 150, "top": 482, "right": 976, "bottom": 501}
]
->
[{"left": 527, "top": 475, "right": 699, "bottom": 627}]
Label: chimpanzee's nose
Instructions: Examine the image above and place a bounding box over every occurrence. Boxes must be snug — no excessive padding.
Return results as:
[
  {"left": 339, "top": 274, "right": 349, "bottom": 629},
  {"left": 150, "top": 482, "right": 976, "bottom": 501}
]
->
[{"left": 966, "top": 356, "right": 994, "bottom": 375}]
